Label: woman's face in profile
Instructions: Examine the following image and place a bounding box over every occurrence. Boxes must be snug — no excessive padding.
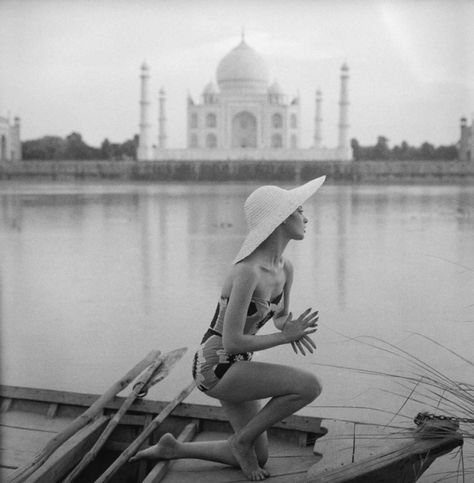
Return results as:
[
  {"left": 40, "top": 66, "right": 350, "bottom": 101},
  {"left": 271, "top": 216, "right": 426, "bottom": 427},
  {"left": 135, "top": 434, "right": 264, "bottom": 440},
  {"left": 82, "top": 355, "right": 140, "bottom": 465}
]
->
[{"left": 283, "top": 206, "right": 308, "bottom": 240}]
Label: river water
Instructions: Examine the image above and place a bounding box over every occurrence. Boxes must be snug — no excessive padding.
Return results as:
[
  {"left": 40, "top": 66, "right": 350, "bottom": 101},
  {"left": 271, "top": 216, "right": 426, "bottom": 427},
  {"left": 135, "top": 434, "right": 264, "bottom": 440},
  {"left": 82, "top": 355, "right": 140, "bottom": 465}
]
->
[{"left": 1, "top": 180, "right": 473, "bottom": 479}]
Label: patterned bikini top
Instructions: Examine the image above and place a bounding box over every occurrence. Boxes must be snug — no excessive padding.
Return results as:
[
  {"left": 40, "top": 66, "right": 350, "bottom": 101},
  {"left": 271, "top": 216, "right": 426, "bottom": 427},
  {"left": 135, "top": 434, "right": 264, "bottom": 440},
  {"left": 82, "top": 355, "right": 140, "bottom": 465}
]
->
[{"left": 201, "top": 292, "right": 284, "bottom": 343}]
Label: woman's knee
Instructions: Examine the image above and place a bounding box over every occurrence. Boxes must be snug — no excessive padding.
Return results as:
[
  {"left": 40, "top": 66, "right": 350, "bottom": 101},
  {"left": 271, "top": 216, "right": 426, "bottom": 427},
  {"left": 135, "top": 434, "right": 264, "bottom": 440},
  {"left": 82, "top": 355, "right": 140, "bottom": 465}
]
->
[{"left": 298, "top": 371, "right": 322, "bottom": 402}]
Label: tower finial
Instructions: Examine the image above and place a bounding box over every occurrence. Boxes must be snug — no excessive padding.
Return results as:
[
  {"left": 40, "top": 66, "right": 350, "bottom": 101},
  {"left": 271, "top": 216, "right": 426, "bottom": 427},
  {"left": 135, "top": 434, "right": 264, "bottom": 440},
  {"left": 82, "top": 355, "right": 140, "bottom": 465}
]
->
[{"left": 241, "top": 27, "right": 245, "bottom": 43}]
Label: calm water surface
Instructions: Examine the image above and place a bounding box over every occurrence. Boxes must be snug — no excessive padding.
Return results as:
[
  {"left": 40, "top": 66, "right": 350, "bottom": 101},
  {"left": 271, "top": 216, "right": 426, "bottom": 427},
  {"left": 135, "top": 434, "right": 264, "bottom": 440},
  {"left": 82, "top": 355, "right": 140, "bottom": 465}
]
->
[{"left": 1, "top": 180, "right": 473, "bottom": 479}]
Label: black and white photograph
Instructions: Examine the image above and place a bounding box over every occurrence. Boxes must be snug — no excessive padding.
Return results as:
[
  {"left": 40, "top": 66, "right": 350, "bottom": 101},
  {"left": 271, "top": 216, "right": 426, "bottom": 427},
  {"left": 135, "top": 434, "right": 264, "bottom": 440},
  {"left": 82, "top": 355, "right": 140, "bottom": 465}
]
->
[{"left": 1, "top": 0, "right": 473, "bottom": 481}]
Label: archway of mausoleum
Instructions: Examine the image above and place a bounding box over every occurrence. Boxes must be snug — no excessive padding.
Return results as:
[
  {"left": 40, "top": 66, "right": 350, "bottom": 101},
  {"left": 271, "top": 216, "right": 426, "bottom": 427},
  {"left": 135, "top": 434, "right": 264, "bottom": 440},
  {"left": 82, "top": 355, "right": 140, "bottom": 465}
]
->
[{"left": 232, "top": 112, "right": 257, "bottom": 148}]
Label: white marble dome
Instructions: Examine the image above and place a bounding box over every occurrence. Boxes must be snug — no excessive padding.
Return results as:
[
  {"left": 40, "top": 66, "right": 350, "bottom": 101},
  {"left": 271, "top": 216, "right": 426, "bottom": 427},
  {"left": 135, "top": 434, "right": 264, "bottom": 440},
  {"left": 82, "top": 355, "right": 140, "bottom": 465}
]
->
[
  {"left": 268, "top": 81, "right": 283, "bottom": 94},
  {"left": 216, "top": 40, "right": 269, "bottom": 94}
]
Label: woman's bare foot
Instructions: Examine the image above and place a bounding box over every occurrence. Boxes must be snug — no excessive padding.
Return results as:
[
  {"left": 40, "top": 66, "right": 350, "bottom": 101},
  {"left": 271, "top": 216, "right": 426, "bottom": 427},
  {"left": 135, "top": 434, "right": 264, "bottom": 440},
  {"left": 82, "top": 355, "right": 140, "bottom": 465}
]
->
[
  {"left": 130, "top": 433, "right": 178, "bottom": 462},
  {"left": 228, "top": 434, "right": 269, "bottom": 481}
]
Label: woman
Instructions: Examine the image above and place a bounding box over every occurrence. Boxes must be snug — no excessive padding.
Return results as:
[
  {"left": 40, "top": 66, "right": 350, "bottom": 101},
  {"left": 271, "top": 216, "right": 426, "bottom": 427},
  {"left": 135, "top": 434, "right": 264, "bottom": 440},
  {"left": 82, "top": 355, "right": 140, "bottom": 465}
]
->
[{"left": 132, "top": 176, "right": 325, "bottom": 481}]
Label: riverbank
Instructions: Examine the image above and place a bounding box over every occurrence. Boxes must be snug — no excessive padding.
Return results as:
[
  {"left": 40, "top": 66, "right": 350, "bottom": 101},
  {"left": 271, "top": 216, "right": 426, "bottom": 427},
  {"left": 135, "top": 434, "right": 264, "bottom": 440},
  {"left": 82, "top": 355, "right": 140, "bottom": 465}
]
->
[{"left": 1, "top": 159, "right": 473, "bottom": 183}]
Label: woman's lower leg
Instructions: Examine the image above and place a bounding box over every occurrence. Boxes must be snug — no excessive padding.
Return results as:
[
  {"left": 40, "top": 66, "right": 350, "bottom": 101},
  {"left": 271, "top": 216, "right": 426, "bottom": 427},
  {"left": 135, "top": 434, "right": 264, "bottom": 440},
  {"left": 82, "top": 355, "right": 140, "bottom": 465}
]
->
[
  {"left": 232, "top": 390, "right": 316, "bottom": 448},
  {"left": 133, "top": 363, "right": 322, "bottom": 478},
  {"left": 205, "top": 362, "right": 322, "bottom": 480},
  {"left": 131, "top": 433, "right": 239, "bottom": 466},
  {"left": 226, "top": 388, "right": 320, "bottom": 480}
]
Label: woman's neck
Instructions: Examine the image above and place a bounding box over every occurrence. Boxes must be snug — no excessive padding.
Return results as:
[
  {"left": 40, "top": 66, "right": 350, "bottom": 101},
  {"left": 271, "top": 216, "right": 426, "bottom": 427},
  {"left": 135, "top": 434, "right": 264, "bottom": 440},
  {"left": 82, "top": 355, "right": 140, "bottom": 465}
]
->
[{"left": 252, "top": 231, "right": 289, "bottom": 269}]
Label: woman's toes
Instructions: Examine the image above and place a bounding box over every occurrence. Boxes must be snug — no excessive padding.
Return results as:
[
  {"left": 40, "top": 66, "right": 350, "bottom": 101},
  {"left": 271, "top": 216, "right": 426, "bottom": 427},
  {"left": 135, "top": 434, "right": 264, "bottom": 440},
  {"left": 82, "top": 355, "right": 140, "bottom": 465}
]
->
[{"left": 250, "top": 467, "right": 268, "bottom": 480}]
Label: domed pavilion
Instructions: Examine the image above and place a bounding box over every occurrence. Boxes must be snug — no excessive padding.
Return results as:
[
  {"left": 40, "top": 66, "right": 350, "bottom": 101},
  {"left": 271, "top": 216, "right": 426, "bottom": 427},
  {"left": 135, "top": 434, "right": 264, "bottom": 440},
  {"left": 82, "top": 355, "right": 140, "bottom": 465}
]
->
[
  {"left": 186, "top": 36, "right": 300, "bottom": 151},
  {"left": 138, "top": 35, "right": 351, "bottom": 161}
]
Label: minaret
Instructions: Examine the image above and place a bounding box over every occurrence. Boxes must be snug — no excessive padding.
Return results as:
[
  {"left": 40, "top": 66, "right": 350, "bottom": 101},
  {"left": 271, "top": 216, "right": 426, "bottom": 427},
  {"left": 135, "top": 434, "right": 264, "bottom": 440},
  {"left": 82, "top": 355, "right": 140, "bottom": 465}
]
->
[
  {"left": 158, "top": 88, "right": 167, "bottom": 149},
  {"left": 459, "top": 117, "right": 469, "bottom": 162},
  {"left": 314, "top": 89, "right": 322, "bottom": 148},
  {"left": 138, "top": 62, "right": 151, "bottom": 161},
  {"left": 337, "top": 63, "right": 350, "bottom": 159},
  {"left": 13, "top": 116, "right": 21, "bottom": 161}
]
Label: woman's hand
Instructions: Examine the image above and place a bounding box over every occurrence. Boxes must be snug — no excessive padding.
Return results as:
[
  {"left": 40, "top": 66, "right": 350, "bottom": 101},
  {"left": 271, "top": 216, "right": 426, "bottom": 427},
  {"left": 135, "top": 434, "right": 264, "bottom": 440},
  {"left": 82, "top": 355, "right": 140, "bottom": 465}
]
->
[{"left": 282, "top": 308, "right": 319, "bottom": 355}]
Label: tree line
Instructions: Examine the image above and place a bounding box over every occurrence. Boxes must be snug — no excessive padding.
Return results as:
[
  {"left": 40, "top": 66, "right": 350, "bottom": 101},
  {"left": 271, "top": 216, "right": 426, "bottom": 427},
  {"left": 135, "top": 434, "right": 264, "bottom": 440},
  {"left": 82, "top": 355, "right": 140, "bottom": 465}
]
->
[
  {"left": 21, "top": 133, "right": 139, "bottom": 161},
  {"left": 21, "top": 132, "right": 459, "bottom": 161},
  {"left": 351, "top": 136, "right": 458, "bottom": 161}
]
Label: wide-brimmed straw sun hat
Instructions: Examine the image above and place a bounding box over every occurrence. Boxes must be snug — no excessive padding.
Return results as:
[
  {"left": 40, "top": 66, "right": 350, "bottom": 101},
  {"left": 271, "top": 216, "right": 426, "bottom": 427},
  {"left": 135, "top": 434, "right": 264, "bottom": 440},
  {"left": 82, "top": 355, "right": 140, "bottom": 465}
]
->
[{"left": 233, "top": 176, "right": 326, "bottom": 264}]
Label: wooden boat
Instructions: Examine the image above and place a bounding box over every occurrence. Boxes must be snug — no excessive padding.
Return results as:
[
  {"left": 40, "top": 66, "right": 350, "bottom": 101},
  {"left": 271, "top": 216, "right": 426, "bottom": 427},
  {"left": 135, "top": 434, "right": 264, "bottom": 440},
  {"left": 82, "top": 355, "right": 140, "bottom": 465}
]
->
[{"left": 0, "top": 384, "right": 463, "bottom": 482}]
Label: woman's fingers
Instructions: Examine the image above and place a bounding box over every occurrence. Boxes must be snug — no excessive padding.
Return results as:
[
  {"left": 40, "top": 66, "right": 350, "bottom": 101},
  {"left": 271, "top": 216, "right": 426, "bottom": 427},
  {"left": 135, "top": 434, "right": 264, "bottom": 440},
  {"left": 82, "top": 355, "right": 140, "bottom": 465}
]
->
[
  {"left": 302, "top": 334, "right": 316, "bottom": 349},
  {"left": 291, "top": 341, "right": 305, "bottom": 356},
  {"left": 299, "top": 337, "right": 314, "bottom": 354},
  {"left": 295, "top": 340, "right": 306, "bottom": 356},
  {"left": 297, "top": 308, "right": 319, "bottom": 326},
  {"left": 304, "top": 311, "right": 319, "bottom": 326},
  {"left": 291, "top": 336, "right": 317, "bottom": 356},
  {"left": 290, "top": 341, "right": 298, "bottom": 354},
  {"left": 296, "top": 308, "right": 312, "bottom": 322},
  {"left": 291, "top": 308, "right": 320, "bottom": 328}
]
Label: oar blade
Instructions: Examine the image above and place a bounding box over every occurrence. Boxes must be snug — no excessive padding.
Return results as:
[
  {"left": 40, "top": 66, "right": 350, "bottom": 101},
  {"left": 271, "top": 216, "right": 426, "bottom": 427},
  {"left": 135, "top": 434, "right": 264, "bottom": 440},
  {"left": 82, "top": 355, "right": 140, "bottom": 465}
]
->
[{"left": 147, "top": 347, "right": 188, "bottom": 387}]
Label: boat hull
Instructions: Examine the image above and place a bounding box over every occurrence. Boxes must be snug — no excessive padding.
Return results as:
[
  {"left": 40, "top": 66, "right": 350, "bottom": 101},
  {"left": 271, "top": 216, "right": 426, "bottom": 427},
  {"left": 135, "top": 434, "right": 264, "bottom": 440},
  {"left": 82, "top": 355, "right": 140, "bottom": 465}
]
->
[{"left": 0, "top": 385, "right": 463, "bottom": 483}]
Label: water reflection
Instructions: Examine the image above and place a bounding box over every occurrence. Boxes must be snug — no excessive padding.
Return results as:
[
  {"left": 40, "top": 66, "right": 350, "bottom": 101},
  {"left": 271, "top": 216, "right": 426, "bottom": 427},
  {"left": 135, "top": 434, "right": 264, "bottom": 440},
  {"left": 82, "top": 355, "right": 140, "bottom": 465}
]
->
[
  {"left": 1, "top": 182, "right": 473, "bottom": 427},
  {"left": 139, "top": 194, "right": 152, "bottom": 314}
]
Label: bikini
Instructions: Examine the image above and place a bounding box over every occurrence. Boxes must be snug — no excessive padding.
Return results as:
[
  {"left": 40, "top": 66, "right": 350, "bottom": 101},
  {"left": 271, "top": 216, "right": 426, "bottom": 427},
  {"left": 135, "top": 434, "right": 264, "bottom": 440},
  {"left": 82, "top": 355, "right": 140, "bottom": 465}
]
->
[{"left": 192, "top": 292, "right": 284, "bottom": 392}]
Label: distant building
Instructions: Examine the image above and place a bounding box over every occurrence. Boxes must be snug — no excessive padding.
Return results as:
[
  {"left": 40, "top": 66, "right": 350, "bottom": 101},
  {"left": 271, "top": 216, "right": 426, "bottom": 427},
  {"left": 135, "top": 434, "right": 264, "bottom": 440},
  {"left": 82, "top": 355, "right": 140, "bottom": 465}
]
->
[
  {"left": 138, "top": 35, "right": 351, "bottom": 161},
  {"left": 458, "top": 117, "right": 473, "bottom": 162},
  {"left": 0, "top": 115, "right": 21, "bottom": 161}
]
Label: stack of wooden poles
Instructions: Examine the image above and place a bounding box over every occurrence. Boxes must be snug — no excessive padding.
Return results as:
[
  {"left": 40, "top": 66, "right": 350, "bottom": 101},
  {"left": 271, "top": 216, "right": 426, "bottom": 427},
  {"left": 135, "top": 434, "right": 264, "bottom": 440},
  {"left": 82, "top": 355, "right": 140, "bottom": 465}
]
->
[{"left": 7, "top": 348, "right": 195, "bottom": 483}]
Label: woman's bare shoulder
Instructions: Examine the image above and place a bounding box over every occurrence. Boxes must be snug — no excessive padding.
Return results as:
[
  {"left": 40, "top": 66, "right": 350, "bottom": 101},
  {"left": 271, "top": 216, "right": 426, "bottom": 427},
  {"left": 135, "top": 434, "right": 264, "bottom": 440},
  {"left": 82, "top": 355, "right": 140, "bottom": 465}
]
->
[
  {"left": 232, "top": 260, "right": 261, "bottom": 282},
  {"left": 222, "top": 261, "right": 261, "bottom": 297}
]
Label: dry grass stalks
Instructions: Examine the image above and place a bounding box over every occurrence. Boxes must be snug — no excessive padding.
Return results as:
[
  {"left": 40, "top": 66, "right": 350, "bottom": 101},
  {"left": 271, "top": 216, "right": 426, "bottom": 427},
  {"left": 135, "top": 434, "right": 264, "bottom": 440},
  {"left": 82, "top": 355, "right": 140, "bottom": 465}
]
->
[{"left": 309, "top": 332, "right": 473, "bottom": 481}]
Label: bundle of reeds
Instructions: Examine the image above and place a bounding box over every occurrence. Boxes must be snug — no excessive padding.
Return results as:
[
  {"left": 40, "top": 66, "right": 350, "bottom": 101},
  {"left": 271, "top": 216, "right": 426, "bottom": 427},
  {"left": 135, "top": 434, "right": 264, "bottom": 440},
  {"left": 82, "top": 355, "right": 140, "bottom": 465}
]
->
[{"left": 310, "top": 333, "right": 473, "bottom": 482}]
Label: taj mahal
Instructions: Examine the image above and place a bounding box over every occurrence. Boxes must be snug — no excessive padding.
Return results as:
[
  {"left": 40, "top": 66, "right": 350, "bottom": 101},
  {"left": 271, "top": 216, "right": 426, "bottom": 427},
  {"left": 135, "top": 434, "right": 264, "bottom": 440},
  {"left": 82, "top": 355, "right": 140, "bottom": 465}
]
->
[{"left": 137, "top": 35, "right": 352, "bottom": 161}]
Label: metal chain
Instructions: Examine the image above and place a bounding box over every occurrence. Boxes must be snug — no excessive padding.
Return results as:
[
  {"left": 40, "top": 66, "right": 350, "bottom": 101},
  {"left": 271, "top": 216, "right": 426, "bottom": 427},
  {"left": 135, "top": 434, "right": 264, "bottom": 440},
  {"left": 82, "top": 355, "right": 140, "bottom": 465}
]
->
[{"left": 414, "top": 411, "right": 474, "bottom": 425}]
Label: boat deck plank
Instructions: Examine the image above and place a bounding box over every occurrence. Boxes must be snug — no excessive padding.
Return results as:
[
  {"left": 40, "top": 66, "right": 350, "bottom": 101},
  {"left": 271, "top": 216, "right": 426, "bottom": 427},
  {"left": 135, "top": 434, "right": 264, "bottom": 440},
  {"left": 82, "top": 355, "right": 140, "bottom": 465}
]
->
[
  {"left": 1, "top": 447, "right": 37, "bottom": 471},
  {"left": 160, "top": 430, "right": 318, "bottom": 483},
  {"left": 312, "top": 419, "right": 356, "bottom": 470},
  {"left": 308, "top": 419, "right": 463, "bottom": 482},
  {"left": 311, "top": 420, "right": 414, "bottom": 471},
  {"left": 1, "top": 424, "right": 59, "bottom": 471},
  {"left": 0, "top": 409, "right": 76, "bottom": 471},
  {"left": 1, "top": 409, "right": 73, "bottom": 433},
  {"left": 1, "top": 467, "right": 15, "bottom": 481}
]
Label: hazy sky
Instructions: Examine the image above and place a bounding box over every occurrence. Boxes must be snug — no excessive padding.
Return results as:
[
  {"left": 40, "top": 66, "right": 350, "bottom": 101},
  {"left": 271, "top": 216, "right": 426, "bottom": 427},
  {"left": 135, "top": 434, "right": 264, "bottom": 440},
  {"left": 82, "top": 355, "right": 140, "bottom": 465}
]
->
[{"left": 1, "top": 0, "right": 473, "bottom": 149}]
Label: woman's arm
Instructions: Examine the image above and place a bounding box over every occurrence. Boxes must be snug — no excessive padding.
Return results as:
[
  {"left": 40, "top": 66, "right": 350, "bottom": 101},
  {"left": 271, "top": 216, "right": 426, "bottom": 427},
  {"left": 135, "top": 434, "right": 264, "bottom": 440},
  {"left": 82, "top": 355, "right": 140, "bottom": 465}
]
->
[
  {"left": 273, "top": 258, "right": 293, "bottom": 330},
  {"left": 273, "top": 259, "right": 318, "bottom": 355},
  {"left": 222, "top": 261, "right": 316, "bottom": 354}
]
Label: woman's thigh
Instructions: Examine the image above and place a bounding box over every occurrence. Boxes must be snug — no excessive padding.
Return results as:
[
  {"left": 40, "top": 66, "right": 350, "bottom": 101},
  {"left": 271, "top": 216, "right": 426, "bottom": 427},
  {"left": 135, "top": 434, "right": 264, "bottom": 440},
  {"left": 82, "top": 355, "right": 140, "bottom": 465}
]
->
[{"left": 206, "top": 361, "right": 321, "bottom": 403}]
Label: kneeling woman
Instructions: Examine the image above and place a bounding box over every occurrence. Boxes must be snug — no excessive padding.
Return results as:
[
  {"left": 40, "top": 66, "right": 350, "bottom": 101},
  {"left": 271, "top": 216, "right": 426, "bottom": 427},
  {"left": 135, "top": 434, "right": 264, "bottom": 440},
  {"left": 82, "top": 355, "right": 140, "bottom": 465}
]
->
[{"left": 132, "top": 176, "right": 325, "bottom": 481}]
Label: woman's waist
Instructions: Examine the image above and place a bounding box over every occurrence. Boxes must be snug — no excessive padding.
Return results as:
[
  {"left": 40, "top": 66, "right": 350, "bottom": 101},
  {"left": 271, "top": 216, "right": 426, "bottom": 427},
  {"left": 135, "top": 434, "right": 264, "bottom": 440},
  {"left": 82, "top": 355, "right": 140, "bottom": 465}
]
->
[{"left": 197, "top": 332, "right": 252, "bottom": 357}]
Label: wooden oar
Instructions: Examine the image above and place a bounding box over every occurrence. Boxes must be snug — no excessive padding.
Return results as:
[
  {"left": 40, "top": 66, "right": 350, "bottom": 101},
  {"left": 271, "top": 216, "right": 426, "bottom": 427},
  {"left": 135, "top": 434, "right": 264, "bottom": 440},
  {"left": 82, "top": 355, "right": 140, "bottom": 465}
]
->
[
  {"left": 140, "top": 347, "right": 189, "bottom": 391},
  {"left": 63, "top": 360, "right": 163, "bottom": 482},
  {"left": 7, "top": 350, "right": 162, "bottom": 483},
  {"left": 95, "top": 381, "right": 196, "bottom": 483},
  {"left": 64, "top": 347, "right": 187, "bottom": 482}
]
